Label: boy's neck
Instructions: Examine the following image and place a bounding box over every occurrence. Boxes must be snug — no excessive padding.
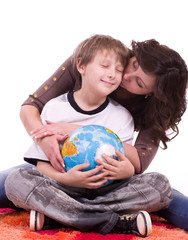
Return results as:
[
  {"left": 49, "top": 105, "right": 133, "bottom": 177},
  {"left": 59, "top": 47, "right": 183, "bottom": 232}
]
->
[{"left": 73, "top": 90, "right": 108, "bottom": 111}]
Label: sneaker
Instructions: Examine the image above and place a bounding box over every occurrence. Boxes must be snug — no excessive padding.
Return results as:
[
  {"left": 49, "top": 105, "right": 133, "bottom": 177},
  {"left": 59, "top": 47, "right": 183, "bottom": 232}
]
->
[
  {"left": 114, "top": 211, "right": 152, "bottom": 237},
  {"left": 30, "top": 210, "right": 63, "bottom": 231},
  {"left": 30, "top": 210, "right": 45, "bottom": 231}
]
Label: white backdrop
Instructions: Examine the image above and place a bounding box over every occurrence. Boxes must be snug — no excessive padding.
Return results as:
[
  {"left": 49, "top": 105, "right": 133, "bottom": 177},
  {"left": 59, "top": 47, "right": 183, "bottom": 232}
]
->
[{"left": 1, "top": 0, "right": 188, "bottom": 195}]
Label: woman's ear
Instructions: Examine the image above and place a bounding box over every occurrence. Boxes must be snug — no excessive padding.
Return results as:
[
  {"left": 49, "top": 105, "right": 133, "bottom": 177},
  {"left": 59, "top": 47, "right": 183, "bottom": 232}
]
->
[{"left": 76, "top": 58, "right": 85, "bottom": 75}]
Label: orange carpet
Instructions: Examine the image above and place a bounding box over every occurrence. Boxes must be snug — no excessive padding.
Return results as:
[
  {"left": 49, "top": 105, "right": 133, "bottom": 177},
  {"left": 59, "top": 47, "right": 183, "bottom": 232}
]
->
[{"left": 0, "top": 208, "right": 188, "bottom": 240}]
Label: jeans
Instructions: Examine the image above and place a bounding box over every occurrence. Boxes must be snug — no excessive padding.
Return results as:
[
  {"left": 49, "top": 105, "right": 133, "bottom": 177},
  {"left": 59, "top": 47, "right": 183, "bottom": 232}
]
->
[
  {"left": 1, "top": 164, "right": 187, "bottom": 232},
  {"left": 156, "top": 189, "right": 188, "bottom": 231},
  {"left": 5, "top": 168, "right": 172, "bottom": 234},
  {"left": 0, "top": 163, "right": 32, "bottom": 208}
]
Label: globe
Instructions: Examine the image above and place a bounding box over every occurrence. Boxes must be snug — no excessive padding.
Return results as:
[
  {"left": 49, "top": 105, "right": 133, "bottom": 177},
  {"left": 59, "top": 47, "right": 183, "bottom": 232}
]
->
[{"left": 61, "top": 125, "right": 125, "bottom": 186}]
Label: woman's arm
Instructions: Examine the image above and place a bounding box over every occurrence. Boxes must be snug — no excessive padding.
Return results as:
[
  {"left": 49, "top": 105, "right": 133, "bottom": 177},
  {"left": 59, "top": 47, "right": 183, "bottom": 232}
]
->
[
  {"left": 122, "top": 128, "right": 159, "bottom": 174},
  {"left": 20, "top": 105, "right": 43, "bottom": 135},
  {"left": 134, "top": 128, "right": 159, "bottom": 173},
  {"left": 20, "top": 57, "right": 81, "bottom": 171},
  {"left": 22, "top": 57, "right": 80, "bottom": 112},
  {"left": 20, "top": 105, "right": 80, "bottom": 171},
  {"left": 20, "top": 57, "right": 80, "bottom": 135}
]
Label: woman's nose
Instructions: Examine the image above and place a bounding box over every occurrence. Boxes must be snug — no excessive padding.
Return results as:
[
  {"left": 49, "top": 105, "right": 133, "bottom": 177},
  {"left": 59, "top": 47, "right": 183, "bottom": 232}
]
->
[{"left": 123, "top": 73, "right": 131, "bottom": 82}]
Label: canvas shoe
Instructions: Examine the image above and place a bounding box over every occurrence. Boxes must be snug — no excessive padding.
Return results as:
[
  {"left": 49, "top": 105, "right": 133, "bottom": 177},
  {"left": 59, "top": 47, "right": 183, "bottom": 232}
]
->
[
  {"left": 30, "top": 210, "right": 62, "bottom": 231},
  {"left": 30, "top": 210, "right": 45, "bottom": 231},
  {"left": 114, "top": 211, "right": 152, "bottom": 237}
]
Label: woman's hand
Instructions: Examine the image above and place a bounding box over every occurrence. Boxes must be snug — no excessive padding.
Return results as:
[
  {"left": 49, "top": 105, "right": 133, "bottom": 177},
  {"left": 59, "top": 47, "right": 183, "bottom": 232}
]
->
[
  {"left": 30, "top": 121, "right": 81, "bottom": 172},
  {"left": 96, "top": 150, "right": 135, "bottom": 180},
  {"left": 60, "top": 163, "right": 109, "bottom": 189},
  {"left": 36, "top": 134, "right": 67, "bottom": 172},
  {"left": 30, "top": 121, "right": 80, "bottom": 140}
]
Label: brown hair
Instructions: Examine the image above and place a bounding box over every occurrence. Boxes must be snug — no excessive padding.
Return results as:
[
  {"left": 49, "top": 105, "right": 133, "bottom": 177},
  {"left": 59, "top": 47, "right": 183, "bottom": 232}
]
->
[
  {"left": 129, "top": 39, "right": 188, "bottom": 148},
  {"left": 72, "top": 34, "right": 130, "bottom": 82}
]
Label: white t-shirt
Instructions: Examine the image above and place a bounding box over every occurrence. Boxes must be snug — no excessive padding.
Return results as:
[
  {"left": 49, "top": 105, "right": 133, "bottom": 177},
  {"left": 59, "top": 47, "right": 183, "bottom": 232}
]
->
[{"left": 24, "top": 92, "right": 134, "bottom": 163}]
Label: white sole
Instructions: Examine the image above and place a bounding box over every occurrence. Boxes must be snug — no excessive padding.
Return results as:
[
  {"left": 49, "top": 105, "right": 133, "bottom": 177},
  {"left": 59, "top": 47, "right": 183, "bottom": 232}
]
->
[
  {"left": 137, "top": 211, "right": 152, "bottom": 237},
  {"left": 30, "top": 210, "right": 44, "bottom": 231}
]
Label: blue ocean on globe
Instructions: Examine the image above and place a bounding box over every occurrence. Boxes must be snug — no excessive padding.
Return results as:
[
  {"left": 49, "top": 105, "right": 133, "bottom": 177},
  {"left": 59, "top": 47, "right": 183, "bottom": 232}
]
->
[{"left": 61, "top": 124, "right": 125, "bottom": 186}]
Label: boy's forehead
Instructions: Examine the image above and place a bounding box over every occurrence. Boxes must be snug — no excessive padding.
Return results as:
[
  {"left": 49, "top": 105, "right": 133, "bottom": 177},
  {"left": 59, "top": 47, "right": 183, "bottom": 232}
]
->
[{"left": 95, "top": 49, "right": 122, "bottom": 62}]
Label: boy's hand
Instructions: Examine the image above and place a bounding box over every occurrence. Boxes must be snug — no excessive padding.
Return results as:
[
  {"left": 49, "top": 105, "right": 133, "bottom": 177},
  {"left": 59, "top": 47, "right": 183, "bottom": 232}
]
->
[
  {"left": 96, "top": 150, "right": 135, "bottom": 180},
  {"left": 62, "top": 163, "right": 109, "bottom": 189}
]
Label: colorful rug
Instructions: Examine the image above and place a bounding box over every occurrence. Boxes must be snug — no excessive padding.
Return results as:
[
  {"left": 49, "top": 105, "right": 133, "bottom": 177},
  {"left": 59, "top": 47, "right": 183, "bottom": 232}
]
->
[{"left": 0, "top": 208, "right": 188, "bottom": 240}]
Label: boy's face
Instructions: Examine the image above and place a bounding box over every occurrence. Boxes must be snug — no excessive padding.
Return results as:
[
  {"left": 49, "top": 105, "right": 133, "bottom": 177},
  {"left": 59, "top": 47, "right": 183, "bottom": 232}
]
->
[{"left": 78, "top": 50, "right": 124, "bottom": 97}]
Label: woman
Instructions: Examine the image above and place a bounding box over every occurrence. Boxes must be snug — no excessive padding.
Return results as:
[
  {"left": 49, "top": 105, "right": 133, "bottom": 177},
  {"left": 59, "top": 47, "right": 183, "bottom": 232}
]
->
[{"left": 1, "top": 39, "right": 188, "bottom": 231}]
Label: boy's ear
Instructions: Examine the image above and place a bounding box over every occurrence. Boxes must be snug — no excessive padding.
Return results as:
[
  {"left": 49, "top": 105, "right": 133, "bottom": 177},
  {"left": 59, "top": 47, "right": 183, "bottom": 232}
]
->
[{"left": 76, "top": 58, "right": 85, "bottom": 75}]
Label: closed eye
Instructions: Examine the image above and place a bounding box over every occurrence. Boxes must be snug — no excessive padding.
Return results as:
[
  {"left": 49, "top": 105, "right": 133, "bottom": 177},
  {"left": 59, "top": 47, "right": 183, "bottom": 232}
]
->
[
  {"left": 136, "top": 78, "right": 144, "bottom": 88},
  {"left": 116, "top": 68, "right": 123, "bottom": 73},
  {"left": 101, "top": 64, "right": 109, "bottom": 68}
]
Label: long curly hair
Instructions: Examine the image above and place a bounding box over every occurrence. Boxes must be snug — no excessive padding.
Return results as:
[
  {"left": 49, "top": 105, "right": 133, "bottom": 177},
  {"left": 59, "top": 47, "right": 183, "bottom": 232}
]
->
[{"left": 129, "top": 39, "right": 188, "bottom": 149}]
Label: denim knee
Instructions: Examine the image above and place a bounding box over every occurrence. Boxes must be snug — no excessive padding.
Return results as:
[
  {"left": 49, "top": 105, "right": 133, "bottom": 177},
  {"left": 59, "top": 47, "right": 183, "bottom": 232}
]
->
[{"left": 145, "top": 172, "right": 173, "bottom": 208}]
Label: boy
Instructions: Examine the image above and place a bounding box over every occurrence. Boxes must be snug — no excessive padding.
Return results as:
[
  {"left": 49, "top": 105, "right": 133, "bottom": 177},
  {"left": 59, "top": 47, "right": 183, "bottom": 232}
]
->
[{"left": 5, "top": 35, "right": 152, "bottom": 237}]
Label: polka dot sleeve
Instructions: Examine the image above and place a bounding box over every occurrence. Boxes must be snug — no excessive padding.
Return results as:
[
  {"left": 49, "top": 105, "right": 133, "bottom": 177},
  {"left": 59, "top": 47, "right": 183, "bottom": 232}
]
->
[
  {"left": 134, "top": 128, "right": 159, "bottom": 173},
  {"left": 22, "top": 57, "right": 81, "bottom": 113}
]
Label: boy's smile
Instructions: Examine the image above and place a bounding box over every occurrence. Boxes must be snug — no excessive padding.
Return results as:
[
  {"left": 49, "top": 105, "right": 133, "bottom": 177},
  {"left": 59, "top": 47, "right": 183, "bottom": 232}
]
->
[{"left": 100, "top": 79, "right": 115, "bottom": 86}]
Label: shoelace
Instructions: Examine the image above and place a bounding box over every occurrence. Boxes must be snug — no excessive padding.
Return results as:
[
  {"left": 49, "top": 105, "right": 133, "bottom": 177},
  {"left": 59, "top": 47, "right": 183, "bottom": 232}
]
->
[
  {"left": 124, "top": 216, "right": 132, "bottom": 233},
  {"left": 117, "top": 216, "right": 133, "bottom": 233}
]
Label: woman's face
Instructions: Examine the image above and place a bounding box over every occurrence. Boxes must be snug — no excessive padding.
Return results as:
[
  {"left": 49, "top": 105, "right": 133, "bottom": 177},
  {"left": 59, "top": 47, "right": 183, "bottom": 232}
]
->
[{"left": 120, "top": 57, "right": 156, "bottom": 95}]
